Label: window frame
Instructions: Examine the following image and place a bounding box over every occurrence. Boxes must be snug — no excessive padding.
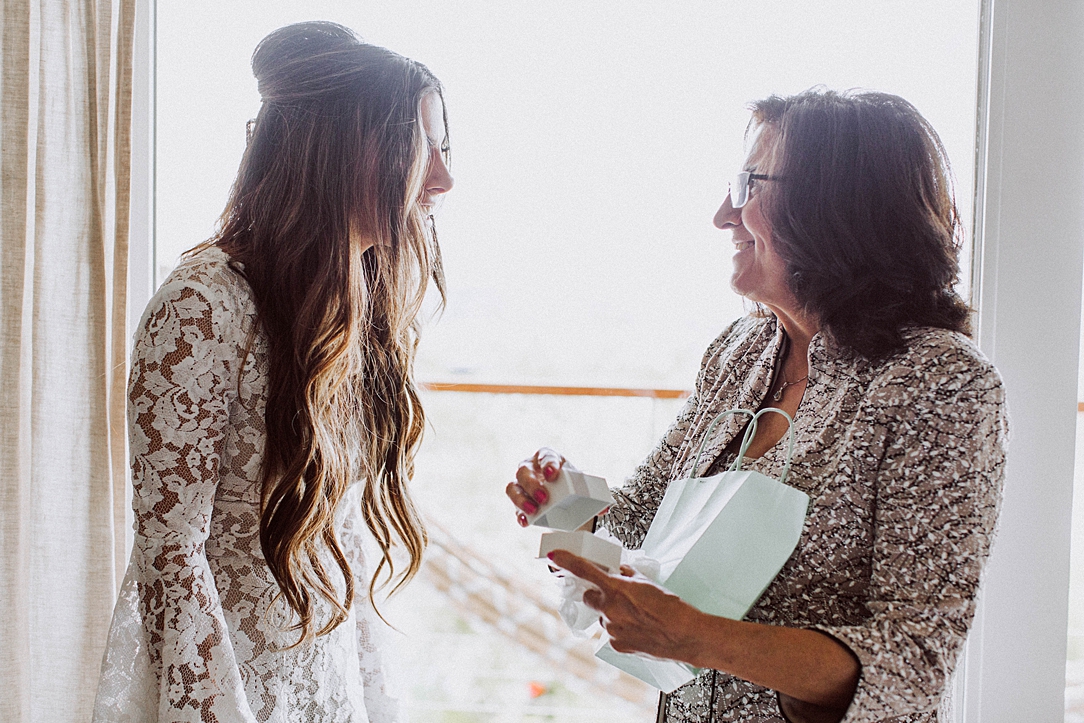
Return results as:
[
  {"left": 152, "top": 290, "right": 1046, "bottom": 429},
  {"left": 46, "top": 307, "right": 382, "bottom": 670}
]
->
[{"left": 953, "top": 0, "right": 1084, "bottom": 719}]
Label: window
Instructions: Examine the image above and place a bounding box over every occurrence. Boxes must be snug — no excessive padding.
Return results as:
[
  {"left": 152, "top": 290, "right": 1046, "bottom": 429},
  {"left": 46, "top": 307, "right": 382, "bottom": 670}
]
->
[{"left": 145, "top": 1, "right": 1009, "bottom": 720}]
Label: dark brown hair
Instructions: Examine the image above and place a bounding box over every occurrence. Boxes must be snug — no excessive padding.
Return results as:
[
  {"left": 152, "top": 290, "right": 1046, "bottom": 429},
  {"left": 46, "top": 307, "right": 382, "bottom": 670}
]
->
[
  {"left": 201, "top": 21, "right": 445, "bottom": 644},
  {"left": 750, "top": 89, "right": 970, "bottom": 361}
]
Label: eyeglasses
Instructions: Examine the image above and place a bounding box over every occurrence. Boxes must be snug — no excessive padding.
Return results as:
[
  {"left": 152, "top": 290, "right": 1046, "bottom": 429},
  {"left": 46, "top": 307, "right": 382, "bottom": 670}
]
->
[{"left": 729, "top": 171, "right": 777, "bottom": 209}]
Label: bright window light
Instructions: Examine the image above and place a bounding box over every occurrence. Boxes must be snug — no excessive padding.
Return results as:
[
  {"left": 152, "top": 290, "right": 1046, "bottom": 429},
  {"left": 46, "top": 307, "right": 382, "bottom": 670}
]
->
[{"left": 155, "top": 2, "right": 982, "bottom": 719}]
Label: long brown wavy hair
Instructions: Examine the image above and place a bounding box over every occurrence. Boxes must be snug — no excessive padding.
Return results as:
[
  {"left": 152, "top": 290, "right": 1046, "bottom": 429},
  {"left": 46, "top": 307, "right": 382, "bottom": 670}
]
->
[
  {"left": 204, "top": 21, "right": 446, "bottom": 644},
  {"left": 749, "top": 89, "right": 970, "bottom": 361}
]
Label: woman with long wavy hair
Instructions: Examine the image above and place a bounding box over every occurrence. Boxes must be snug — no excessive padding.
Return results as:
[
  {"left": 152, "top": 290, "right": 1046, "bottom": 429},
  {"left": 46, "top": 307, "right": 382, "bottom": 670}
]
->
[{"left": 93, "top": 21, "right": 452, "bottom": 722}]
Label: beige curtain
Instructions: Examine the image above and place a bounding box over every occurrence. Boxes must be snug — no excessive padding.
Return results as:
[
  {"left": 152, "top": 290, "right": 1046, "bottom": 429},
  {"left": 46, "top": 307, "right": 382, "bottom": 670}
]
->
[{"left": 0, "top": 0, "right": 134, "bottom": 720}]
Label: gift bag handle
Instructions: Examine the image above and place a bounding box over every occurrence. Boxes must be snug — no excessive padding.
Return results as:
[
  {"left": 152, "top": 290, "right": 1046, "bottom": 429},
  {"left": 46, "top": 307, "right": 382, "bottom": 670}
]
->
[{"left": 690, "top": 407, "right": 796, "bottom": 485}]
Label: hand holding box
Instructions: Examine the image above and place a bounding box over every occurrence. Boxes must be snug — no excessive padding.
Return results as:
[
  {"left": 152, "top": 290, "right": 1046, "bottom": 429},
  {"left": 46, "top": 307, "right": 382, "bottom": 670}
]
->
[
  {"left": 526, "top": 468, "right": 614, "bottom": 531},
  {"left": 591, "top": 408, "right": 810, "bottom": 692}
]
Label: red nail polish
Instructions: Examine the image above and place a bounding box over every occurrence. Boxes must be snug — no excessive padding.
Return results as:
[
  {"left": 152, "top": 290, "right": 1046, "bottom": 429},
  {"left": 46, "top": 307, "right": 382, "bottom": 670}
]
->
[
  {"left": 535, "top": 489, "right": 549, "bottom": 504},
  {"left": 518, "top": 515, "right": 528, "bottom": 528},
  {"left": 523, "top": 501, "right": 538, "bottom": 514},
  {"left": 547, "top": 552, "right": 555, "bottom": 560},
  {"left": 543, "top": 465, "right": 557, "bottom": 480}
]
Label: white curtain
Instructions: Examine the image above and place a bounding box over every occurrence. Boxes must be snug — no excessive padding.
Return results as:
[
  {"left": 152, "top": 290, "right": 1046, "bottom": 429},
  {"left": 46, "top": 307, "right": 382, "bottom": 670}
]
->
[{"left": 0, "top": 0, "right": 134, "bottom": 720}]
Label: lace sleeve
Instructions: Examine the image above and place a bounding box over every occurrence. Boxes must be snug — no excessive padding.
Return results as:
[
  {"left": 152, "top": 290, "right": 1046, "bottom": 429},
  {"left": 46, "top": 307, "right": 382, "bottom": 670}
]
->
[{"left": 124, "top": 277, "right": 255, "bottom": 722}]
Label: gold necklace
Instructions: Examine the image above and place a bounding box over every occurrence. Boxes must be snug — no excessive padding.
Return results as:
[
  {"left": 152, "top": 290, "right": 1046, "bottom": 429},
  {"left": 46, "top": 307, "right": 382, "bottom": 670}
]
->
[{"left": 772, "top": 369, "right": 809, "bottom": 402}]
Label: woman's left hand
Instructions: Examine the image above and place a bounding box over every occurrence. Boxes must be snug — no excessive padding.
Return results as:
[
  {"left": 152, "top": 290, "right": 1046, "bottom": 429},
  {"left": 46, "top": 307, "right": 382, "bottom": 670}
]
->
[
  {"left": 553, "top": 549, "right": 859, "bottom": 720},
  {"left": 548, "top": 549, "right": 704, "bottom": 663}
]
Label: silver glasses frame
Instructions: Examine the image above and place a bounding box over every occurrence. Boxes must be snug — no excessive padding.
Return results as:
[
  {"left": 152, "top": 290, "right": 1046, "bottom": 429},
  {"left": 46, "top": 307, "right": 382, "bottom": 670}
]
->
[{"left": 729, "top": 171, "right": 776, "bottom": 209}]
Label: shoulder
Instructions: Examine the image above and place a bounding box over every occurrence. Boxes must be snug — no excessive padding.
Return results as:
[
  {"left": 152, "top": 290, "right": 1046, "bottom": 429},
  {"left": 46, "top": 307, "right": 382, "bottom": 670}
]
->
[
  {"left": 157, "top": 246, "right": 251, "bottom": 306},
  {"left": 864, "top": 327, "right": 1005, "bottom": 415},
  {"left": 133, "top": 246, "right": 257, "bottom": 365},
  {"left": 140, "top": 247, "right": 254, "bottom": 332},
  {"left": 878, "top": 327, "right": 1001, "bottom": 389}
]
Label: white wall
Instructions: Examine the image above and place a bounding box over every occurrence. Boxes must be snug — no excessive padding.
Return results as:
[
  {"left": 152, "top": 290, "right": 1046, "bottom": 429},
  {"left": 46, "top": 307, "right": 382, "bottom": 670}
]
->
[{"left": 962, "top": 0, "right": 1084, "bottom": 719}]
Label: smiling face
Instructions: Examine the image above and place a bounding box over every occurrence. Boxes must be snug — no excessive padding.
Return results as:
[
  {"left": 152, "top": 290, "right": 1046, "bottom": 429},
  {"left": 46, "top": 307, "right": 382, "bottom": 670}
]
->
[
  {"left": 418, "top": 92, "right": 453, "bottom": 210},
  {"left": 714, "top": 124, "right": 799, "bottom": 317}
]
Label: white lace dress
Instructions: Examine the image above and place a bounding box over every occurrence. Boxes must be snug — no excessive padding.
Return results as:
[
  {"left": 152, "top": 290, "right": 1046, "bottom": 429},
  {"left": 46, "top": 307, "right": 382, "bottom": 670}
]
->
[{"left": 93, "top": 247, "right": 402, "bottom": 723}]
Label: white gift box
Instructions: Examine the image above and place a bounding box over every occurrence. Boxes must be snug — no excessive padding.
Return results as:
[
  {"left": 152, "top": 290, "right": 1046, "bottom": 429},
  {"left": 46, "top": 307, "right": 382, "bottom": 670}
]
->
[
  {"left": 527, "top": 468, "right": 614, "bottom": 531},
  {"left": 539, "top": 530, "right": 623, "bottom": 571}
]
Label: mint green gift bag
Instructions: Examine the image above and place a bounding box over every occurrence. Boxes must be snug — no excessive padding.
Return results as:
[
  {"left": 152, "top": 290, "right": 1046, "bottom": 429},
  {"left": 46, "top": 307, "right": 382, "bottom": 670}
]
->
[{"left": 596, "top": 407, "right": 810, "bottom": 692}]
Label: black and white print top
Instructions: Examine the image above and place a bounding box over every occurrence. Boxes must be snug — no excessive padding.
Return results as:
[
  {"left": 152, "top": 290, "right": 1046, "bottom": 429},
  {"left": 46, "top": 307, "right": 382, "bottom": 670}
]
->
[{"left": 600, "top": 314, "right": 1008, "bottom": 723}]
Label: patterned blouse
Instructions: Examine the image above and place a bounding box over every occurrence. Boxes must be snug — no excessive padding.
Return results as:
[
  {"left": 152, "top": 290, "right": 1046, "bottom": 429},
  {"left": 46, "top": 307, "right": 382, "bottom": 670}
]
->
[{"left": 600, "top": 314, "right": 1007, "bottom": 723}]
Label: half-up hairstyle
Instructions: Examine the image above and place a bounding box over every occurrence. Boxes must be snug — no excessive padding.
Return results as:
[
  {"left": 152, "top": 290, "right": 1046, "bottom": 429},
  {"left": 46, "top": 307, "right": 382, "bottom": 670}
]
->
[
  {"left": 749, "top": 89, "right": 970, "bottom": 361},
  {"left": 206, "top": 21, "right": 446, "bottom": 644}
]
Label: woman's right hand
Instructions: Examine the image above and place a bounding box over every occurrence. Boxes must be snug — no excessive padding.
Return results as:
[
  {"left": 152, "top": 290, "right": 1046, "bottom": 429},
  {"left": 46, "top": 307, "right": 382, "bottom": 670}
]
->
[{"left": 506, "top": 447, "right": 569, "bottom": 527}]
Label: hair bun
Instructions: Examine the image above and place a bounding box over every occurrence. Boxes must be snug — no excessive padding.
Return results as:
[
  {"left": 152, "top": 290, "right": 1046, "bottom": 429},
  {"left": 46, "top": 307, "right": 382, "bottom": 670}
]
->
[{"left": 252, "top": 21, "right": 362, "bottom": 102}]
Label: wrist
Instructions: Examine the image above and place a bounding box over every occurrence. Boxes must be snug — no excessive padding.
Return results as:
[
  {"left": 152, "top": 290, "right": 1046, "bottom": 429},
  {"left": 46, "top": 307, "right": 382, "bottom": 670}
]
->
[{"left": 670, "top": 604, "right": 718, "bottom": 668}]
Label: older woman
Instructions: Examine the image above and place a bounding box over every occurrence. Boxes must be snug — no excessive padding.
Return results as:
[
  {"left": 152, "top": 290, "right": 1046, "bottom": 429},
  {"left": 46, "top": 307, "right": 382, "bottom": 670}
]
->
[{"left": 507, "top": 89, "right": 1006, "bottom": 723}]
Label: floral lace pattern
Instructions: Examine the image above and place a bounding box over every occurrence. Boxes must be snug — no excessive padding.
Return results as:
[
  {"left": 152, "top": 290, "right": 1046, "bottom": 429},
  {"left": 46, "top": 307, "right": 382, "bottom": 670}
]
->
[
  {"left": 601, "top": 316, "right": 1007, "bottom": 723},
  {"left": 92, "top": 248, "right": 401, "bottom": 723}
]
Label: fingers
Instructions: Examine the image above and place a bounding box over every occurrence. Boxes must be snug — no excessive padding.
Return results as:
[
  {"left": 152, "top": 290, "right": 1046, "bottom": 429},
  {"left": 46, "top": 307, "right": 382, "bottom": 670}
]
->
[
  {"left": 548, "top": 550, "right": 613, "bottom": 589},
  {"left": 505, "top": 480, "right": 541, "bottom": 516},
  {"left": 514, "top": 464, "right": 550, "bottom": 506},
  {"left": 583, "top": 587, "right": 606, "bottom": 611},
  {"left": 508, "top": 447, "right": 570, "bottom": 528},
  {"left": 533, "top": 447, "right": 567, "bottom": 479},
  {"left": 550, "top": 550, "right": 610, "bottom": 611},
  {"left": 608, "top": 636, "right": 641, "bottom": 655}
]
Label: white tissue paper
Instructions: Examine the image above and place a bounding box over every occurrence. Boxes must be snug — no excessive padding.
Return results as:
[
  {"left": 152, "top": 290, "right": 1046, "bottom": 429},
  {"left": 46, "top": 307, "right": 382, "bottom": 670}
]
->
[{"left": 550, "top": 528, "right": 661, "bottom": 636}]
